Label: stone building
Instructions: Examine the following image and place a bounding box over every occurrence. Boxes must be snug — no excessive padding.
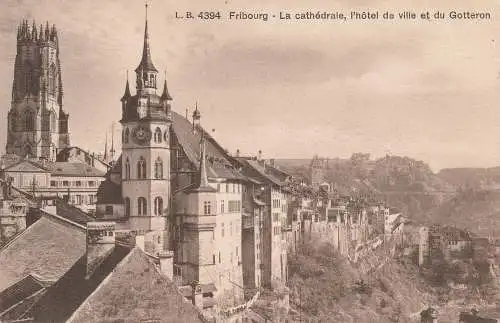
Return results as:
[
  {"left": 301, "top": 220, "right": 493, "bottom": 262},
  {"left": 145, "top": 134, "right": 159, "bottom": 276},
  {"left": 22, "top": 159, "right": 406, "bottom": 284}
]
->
[
  {"left": 310, "top": 154, "right": 328, "bottom": 189},
  {"left": 6, "top": 20, "right": 70, "bottom": 161},
  {"left": 236, "top": 157, "right": 290, "bottom": 290},
  {"left": 1, "top": 157, "right": 105, "bottom": 213}
]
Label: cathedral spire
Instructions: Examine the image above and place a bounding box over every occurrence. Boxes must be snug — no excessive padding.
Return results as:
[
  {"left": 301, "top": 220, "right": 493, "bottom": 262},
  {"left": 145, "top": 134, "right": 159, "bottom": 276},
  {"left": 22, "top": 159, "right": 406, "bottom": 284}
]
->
[
  {"left": 103, "top": 132, "right": 108, "bottom": 161},
  {"left": 135, "top": 2, "right": 157, "bottom": 73},
  {"left": 110, "top": 123, "right": 115, "bottom": 161}
]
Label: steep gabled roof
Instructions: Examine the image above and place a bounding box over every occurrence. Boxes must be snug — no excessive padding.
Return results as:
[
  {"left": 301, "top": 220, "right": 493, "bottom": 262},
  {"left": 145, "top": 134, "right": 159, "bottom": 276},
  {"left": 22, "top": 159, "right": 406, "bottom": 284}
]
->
[
  {"left": 68, "top": 247, "right": 204, "bottom": 323},
  {"left": 237, "top": 158, "right": 285, "bottom": 187},
  {"left": 0, "top": 212, "right": 86, "bottom": 293},
  {"left": 171, "top": 111, "right": 243, "bottom": 180}
]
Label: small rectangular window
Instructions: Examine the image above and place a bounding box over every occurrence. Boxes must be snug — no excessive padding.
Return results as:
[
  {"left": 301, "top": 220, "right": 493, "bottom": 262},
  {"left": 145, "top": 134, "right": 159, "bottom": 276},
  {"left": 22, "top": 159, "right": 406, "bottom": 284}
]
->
[{"left": 50, "top": 180, "right": 57, "bottom": 187}]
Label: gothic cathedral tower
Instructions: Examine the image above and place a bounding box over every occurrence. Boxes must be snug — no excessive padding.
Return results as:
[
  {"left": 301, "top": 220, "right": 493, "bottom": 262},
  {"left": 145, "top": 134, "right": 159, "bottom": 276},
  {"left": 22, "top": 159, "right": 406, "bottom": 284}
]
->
[
  {"left": 6, "top": 20, "right": 70, "bottom": 161},
  {"left": 120, "top": 5, "right": 173, "bottom": 231}
]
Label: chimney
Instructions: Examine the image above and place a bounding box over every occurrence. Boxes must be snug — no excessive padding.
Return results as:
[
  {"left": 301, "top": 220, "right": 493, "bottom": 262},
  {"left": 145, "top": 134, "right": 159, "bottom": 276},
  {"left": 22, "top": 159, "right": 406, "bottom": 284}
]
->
[
  {"left": 257, "top": 150, "right": 262, "bottom": 161},
  {"left": 158, "top": 250, "right": 174, "bottom": 280},
  {"left": 270, "top": 158, "right": 275, "bottom": 168},
  {"left": 86, "top": 221, "right": 116, "bottom": 279},
  {"left": 236, "top": 149, "right": 240, "bottom": 157}
]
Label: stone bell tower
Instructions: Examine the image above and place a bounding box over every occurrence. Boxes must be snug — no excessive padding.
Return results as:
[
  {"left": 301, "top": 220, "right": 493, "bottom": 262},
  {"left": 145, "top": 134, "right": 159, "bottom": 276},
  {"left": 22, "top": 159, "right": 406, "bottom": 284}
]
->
[
  {"left": 6, "top": 20, "right": 70, "bottom": 161},
  {"left": 119, "top": 4, "right": 173, "bottom": 232}
]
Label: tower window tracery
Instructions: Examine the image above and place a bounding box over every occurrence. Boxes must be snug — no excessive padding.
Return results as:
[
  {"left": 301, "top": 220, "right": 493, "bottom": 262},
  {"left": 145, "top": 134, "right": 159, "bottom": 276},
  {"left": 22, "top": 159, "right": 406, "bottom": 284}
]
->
[
  {"left": 154, "top": 127, "right": 162, "bottom": 143},
  {"left": 25, "top": 110, "right": 35, "bottom": 131},
  {"left": 137, "top": 156, "right": 146, "bottom": 179},
  {"left": 49, "top": 63, "right": 56, "bottom": 95},
  {"left": 125, "top": 158, "right": 131, "bottom": 179},
  {"left": 154, "top": 197, "right": 163, "bottom": 215},
  {"left": 138, "top": 197, "right": 147, "bottom": 215},
  {"left": 154, "top": 157, "right": 163, "bottom": 179}
]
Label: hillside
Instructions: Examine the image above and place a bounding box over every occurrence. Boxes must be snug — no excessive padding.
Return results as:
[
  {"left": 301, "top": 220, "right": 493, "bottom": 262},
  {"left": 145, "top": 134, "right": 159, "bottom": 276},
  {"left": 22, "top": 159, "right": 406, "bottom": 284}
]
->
[
  {"left": 438, "top": 167, "right": 500, "bottom": 190},
  {"left": 425, "top": 188, "right": 500, "bottom": 236},
  {"left": 286, "top": 241, "right": 500, "bottom": 322},
  {"left": 286, "top": 242, "right": 438, "bottom": 322},
  {"left": 277, "top": 154, "right": 456, "bottom": 221}
]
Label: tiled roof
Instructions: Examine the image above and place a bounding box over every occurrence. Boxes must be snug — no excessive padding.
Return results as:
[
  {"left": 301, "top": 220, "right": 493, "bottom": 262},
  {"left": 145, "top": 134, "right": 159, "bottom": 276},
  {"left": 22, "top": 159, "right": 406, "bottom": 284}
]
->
[
  {"left": 238, "top": 159, "right": 285, "bottom": 187},
  {"left": 171, "top": 111, "right": 243, "bottom": 180},
  {"left": 68, "top": 247, "right": 204, "bottom": 323},
  {"left": 55, "top": 199, "right": 96, "bottom": 224},
  {"left": 48, "top": 162, "right": 106, "bottom": 177},
  {"left": 0, "top": 212, "right": 86, "bottom": 293},
  {"left": 96, "top": 178, "right": 123, "bottom": 204},
  {"left": 57, "top": 146, "right": 111, "bottom": 168},
  {"left": 26, "top": 245, "right": 131, "bottom": 322}
]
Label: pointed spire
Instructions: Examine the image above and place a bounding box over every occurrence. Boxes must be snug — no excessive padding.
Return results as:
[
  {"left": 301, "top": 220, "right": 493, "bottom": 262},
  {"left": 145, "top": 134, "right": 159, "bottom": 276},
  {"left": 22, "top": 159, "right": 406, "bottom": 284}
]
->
[
  {"left": 160, "top": 71, "right": 173, "bottom": 101},
  {"left": 103, "top": 132, "right": 108, "bottom": 161},
  {"left": 39, "top": 24, "right": 43, "bottom": 41},
  {"left": 110, "top": 123, "right": 115, "bottom": 161},
  {"left": 32, "top": 20, "right": 37, "bottom": 40},
  {"left": 45, "top": 21, "right": 49, "bottom": 40},
  {"left": 121, "top": 71, "right": 131, "bottom": 101},
  {"left": 135, "top": 1, "right": 157, "bottom": 73},
  {"left": 193, "top": 101, "right": 201, "bottom": 121}
]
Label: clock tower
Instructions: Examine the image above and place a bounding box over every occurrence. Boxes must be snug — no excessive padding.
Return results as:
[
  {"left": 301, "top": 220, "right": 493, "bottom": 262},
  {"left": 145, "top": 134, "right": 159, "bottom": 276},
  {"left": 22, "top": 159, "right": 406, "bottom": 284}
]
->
[{"left": 119, "top": 4, "right": 173, "bottom": 232}]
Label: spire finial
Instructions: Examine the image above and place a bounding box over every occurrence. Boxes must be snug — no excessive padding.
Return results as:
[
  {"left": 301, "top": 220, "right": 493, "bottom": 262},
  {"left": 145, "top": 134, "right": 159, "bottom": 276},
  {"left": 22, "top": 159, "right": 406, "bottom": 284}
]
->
[{"left": 145, "top": 0, "right": 148, "bottom": 21}]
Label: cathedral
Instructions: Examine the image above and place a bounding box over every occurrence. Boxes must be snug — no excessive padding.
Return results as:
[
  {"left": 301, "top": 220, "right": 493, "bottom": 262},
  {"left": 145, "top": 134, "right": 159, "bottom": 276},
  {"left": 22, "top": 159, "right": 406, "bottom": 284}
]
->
[{"left": 6, "top": 20, "right": 70, "bottom": 161}]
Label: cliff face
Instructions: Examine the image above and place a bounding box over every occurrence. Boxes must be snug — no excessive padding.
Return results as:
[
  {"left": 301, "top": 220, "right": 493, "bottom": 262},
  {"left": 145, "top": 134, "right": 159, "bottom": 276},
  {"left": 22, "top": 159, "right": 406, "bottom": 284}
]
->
[{"left": 286, "top": 242, "right": 437, "bottom": 322}]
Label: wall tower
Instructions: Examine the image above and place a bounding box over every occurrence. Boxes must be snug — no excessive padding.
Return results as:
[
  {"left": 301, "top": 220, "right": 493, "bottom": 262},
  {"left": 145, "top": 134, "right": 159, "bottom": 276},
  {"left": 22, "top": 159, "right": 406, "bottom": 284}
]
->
[{"left": 6, "top": 20, "right": 70, "bottom": 160}]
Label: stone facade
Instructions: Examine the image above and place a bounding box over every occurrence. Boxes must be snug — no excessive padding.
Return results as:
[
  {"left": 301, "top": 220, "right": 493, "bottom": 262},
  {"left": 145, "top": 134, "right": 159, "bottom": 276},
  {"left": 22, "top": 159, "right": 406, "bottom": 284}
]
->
[{"left": 6, "top": 20, "right": 70, "bottom": 161}]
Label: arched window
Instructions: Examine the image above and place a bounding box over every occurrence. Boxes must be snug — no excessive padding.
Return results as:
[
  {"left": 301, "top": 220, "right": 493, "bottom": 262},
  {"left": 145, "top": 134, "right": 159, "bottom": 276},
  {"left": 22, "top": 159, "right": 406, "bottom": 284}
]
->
[
  {"left": 138, "top": 197, "right": 147, "bottom": 215},
  {"left": 10, "top": 111, "right": 17, "bottom": 132},
  {"left": 124, "top": 197, "right": 130, "bottom": 217},
  {"left": 50, "top": 111, "right": 56, "bottom": 132},
  {"left": 154, "top": 157, "right": 163, "bottom": 179},
  {"left": 154, "top": 197, "right": 163, "bottom": 216},
  {"left": 25, "top": 61, "right": 33, "bottom": 94},
  {"left": 154, "top": 127, "right": 162, "bottom": 143},
  {"left": 123, "top": 128, "right": 129, "bottom": 144},
  {"left": 124, "top": 158, "right": 131, "bottom": 179},
  {"left": 163, "top": 131, "right": 167, "bottom": 142},
  {"left": 24, "top": 144, "right": 33, "bottom": 158},
  {"left": 49, "top": 63, "right": 56, "bottom": 95},
  {"left": 25, "top": 110, "right": 34, "bottom": 131},
  {"left": 137, "top": 156, "right": 146, "bottom": 179}
]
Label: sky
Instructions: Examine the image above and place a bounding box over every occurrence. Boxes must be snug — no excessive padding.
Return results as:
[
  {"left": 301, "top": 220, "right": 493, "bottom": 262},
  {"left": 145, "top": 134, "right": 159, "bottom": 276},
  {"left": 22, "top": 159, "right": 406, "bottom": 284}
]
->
[{"left": 0, "top": 0, "right": 499, "bottom": 171}]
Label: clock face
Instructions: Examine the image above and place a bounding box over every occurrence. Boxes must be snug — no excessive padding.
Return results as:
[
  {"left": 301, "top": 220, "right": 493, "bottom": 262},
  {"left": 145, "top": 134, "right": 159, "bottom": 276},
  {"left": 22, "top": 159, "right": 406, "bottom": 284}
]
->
[{"left": 132, "top": 125, "right": 151, "bottom": 145}]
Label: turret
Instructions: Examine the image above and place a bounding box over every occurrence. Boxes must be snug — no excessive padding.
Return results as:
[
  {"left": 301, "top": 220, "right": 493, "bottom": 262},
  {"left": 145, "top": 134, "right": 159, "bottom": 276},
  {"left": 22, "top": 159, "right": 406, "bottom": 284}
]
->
[
  {"left": 192, "top": 103, "right": 200, "bottom": 131},
  {"left": 135, "top": 3, "right": 158, "bottom": 94}
]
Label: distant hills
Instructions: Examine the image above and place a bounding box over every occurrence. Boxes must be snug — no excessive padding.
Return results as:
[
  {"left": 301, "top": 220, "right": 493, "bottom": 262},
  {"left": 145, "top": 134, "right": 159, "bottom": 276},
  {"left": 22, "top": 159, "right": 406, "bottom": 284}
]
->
[{"left": 276, "top": 155, "right": 500, "bottom": 235}]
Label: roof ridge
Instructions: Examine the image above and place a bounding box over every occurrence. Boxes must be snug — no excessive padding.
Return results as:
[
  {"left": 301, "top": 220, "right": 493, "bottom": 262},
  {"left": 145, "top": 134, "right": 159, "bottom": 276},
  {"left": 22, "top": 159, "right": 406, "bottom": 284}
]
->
[{"left": 40, "top": 209, "right": 86, "bottom": 231}]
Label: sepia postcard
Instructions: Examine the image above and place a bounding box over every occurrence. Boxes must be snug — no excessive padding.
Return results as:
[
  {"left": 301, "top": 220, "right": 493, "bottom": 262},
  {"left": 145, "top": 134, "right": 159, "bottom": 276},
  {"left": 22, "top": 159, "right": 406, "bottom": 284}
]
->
[{"left": 0, "top": 0, "right": 499, "bottom": 322}]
